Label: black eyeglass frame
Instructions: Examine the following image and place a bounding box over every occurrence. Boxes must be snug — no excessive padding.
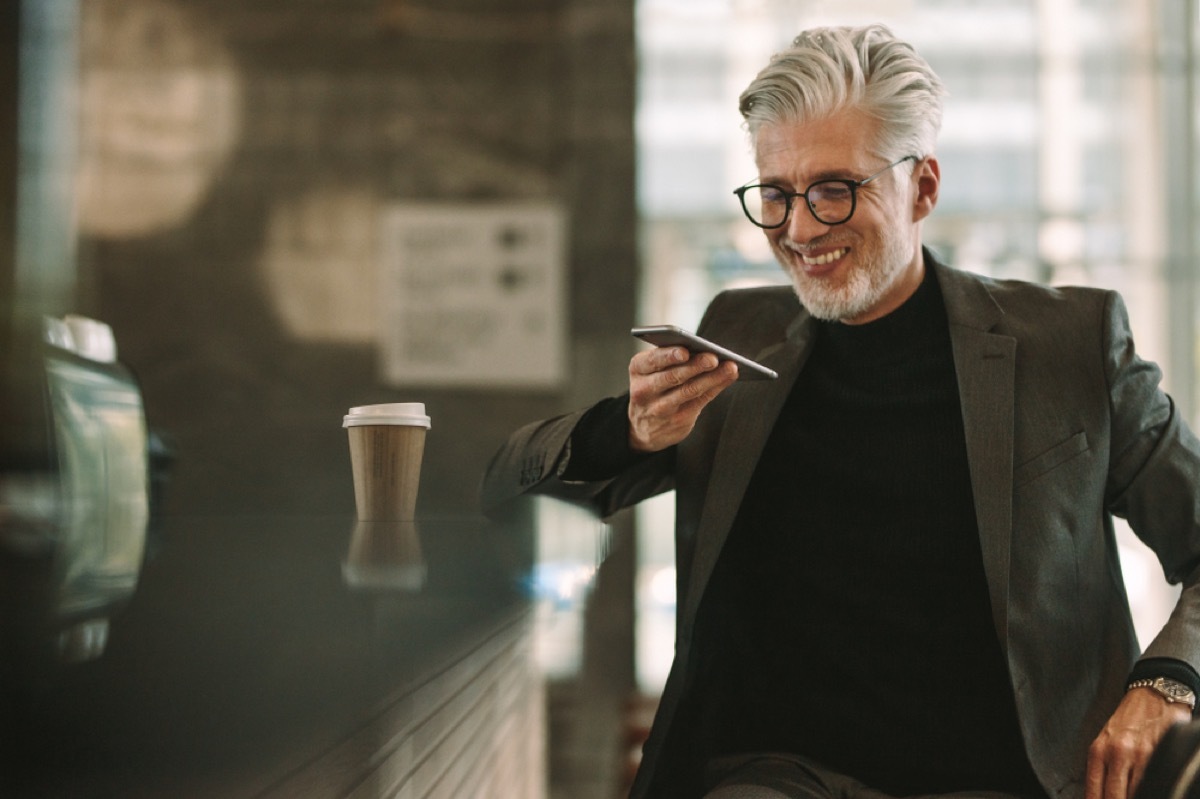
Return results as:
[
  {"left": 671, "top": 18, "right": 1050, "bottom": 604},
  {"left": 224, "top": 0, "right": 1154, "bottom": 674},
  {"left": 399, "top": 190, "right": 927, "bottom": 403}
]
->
[{"left": 733, "top": 155, "right": 919, "bottom": 229}]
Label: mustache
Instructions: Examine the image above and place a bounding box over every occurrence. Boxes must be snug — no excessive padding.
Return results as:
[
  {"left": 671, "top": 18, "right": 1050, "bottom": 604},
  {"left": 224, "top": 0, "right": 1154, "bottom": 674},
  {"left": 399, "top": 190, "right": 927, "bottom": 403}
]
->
[{"left": 779, "top": 237, "right": 853, "bottom": 254}]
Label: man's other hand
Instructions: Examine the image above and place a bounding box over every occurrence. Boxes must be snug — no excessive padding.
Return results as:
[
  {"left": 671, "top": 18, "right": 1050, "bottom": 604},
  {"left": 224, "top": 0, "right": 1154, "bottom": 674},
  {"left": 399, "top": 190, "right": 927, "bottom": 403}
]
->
[
  {"left": 1086, "top": 687, "right": 1191, "bottom": 799},
  {"left": 628, "top": 346, "right": 738, "bottom": 453}
]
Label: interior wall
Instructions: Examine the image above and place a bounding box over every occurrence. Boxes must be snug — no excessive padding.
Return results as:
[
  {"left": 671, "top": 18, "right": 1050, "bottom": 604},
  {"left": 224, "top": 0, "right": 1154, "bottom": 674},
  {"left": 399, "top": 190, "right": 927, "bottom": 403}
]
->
[{"left": 64, "top": 0, "right": 637, "bottom": 517}]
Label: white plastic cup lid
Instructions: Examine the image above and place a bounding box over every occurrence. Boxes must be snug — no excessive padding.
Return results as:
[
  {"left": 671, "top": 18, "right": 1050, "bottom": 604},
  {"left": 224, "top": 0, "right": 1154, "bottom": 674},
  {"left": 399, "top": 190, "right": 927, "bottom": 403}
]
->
[{"left": 343, "top": 403, "right": 431, "bottom": 429}]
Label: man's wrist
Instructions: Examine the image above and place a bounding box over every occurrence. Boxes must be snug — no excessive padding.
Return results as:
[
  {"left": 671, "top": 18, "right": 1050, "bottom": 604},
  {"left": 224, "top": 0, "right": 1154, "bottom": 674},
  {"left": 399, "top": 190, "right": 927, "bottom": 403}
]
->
[
  {"left": 1127, "top": 677, "right": 1197, "bottom": 711},
  {"left": 1127, "top": 656, "right": 1200, "bottom": 709},
  {"left": 560, "top": 394, "right": 650, "bottom": 481}
]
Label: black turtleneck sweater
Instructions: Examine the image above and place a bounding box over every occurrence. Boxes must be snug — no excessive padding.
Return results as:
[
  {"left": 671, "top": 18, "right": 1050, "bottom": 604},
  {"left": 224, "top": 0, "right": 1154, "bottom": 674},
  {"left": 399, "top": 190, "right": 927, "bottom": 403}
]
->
[{"left": 684, "top": 270, "right": 1044, "bottom": 795}]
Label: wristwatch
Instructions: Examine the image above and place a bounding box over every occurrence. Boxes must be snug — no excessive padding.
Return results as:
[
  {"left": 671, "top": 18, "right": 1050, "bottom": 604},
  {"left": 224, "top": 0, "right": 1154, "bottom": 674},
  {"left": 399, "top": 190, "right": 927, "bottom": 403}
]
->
[{"left": 1127, "top": 677, "right": 1197, "bottom": 711}]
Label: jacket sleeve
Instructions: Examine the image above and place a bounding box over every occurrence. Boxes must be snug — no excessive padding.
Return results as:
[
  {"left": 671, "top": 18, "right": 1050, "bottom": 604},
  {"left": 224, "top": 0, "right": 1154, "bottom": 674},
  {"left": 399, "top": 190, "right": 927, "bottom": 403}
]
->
[
  {"left": 1104, "top": 290, "right": 1200, "bottom": 669},
  {"left": 478, "top": 402, "right": 675, "bottom": 522}
]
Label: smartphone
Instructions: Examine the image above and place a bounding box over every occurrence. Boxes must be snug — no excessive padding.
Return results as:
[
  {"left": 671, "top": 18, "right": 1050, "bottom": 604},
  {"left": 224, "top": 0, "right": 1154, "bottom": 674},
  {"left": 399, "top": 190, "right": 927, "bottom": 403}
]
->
[{"left": 631, "top": 325, "right": 779, "bottom": 380}]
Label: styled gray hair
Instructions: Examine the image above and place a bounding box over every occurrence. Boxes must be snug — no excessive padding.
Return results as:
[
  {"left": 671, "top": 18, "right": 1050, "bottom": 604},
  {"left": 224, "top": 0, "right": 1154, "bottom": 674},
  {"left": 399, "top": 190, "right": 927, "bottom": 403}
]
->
[{"left": 738, "top": 24, "right": 946, "bottom": 161}]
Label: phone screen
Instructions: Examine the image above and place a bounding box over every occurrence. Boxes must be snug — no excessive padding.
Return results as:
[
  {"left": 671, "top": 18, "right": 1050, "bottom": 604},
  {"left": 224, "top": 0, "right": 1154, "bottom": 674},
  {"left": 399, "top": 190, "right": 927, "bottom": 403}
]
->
[{"left": 631, "top": 325, "right": 779, "bottom": 380}]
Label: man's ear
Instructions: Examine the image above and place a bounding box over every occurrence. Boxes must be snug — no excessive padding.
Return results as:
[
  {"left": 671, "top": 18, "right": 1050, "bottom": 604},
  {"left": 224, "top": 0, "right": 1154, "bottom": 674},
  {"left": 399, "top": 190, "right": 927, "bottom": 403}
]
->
[{"left": 912, "top": 156, "right": 940, "bottom": 223}]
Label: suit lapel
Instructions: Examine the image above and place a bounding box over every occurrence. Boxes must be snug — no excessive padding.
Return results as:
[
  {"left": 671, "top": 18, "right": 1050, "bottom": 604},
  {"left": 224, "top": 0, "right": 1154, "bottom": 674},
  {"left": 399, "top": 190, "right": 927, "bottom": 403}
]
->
[
  {"left": 680, "top": 313, "right": 817, "bottom": 628},
  {"left": 935, "top": 261, "right": 1016, "bottom": 645}
]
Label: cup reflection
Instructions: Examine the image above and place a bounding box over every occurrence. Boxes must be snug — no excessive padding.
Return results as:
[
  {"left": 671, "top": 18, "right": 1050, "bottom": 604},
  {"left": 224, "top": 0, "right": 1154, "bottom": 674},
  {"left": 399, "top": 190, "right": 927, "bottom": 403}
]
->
[{"left": 342, "top": 521, "right": 427, "bottom": 592}]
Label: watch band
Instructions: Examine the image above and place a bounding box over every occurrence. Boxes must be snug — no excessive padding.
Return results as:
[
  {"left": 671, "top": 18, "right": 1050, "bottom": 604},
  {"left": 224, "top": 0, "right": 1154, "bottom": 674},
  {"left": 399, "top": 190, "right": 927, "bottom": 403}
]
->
[{"left": 1127, "top": 677, "right": 1197, "bottom": 711}]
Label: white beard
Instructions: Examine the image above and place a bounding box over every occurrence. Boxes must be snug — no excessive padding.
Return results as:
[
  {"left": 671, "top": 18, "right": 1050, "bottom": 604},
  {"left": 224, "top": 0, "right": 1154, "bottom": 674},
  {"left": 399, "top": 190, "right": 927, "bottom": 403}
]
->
[{"left": 781, "top": 224, "right": 914, "bottom": 323}]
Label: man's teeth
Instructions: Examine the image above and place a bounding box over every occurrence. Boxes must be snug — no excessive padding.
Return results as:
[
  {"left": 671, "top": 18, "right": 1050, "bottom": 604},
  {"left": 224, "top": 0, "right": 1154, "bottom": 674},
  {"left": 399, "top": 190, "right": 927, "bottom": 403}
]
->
[{"left": 801, "top": 247, "right": 847, "bottom": 266}]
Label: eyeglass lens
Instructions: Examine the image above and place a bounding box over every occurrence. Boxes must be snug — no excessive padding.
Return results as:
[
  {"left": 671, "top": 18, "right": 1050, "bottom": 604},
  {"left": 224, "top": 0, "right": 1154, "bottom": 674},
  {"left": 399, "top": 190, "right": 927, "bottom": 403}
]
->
[{"left": 742, "top": 181, "right": 855, "bottom": 228}]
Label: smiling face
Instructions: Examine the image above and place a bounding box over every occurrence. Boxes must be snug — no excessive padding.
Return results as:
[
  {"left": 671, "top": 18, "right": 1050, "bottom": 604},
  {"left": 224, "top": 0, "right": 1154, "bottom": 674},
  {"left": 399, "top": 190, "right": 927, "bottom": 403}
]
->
[{"left": 753, "top": 108, "right": 939, "bottom": 324}]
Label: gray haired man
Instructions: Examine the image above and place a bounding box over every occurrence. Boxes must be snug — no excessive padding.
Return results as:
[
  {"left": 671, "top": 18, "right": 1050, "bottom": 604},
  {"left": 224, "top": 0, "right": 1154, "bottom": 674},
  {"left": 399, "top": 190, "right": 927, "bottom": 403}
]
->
[{"left": 483, "top": 25, "right": 1200, "bottom": 799}]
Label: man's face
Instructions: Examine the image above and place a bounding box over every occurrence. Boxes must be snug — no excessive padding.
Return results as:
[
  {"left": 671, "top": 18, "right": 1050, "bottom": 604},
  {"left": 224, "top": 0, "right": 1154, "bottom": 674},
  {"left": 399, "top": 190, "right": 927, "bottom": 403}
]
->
[{"left": 752, "top": 108, "right": 931, "bottom": 324}]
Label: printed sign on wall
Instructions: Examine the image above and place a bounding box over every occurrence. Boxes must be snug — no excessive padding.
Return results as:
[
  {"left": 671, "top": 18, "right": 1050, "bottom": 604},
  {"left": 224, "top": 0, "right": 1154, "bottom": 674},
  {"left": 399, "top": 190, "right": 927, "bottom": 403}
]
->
[{"left": 379, "top": 204, "right": 567, "bottom": 388}]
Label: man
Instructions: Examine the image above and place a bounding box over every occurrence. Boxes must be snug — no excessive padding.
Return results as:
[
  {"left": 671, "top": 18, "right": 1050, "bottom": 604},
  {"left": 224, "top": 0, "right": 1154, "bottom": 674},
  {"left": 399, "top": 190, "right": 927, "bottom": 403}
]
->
[{"left": 481, "top": 24, "right": 1200, "bottom": 799}]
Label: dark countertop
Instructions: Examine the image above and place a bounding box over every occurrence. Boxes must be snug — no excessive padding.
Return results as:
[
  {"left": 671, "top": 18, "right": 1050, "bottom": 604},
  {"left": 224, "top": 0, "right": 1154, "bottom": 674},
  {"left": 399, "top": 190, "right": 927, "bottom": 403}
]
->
[{"left": 0, "top": 513, "right": 536, "bottom": 797}]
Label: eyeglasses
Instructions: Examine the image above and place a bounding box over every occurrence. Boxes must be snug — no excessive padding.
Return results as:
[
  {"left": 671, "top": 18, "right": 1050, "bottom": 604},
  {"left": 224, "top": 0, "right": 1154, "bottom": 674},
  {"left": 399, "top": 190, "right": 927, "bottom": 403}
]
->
[{"left": 733, "top": 155, "right": 918, "bottom": 229}]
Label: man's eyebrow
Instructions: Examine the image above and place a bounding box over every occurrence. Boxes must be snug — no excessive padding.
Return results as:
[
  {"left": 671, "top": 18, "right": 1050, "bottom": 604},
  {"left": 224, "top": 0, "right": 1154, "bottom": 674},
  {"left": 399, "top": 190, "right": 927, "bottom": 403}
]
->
[
  {"left": 760, "top": 167, "right": 857, "bottom": 187},
  {"left": 810, "top": 168, "right": 856, "bottom": 182}
]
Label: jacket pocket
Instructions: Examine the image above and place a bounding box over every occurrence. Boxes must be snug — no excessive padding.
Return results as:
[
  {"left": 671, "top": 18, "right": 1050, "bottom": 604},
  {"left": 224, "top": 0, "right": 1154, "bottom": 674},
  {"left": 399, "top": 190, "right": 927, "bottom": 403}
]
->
[{"left": 1014, "top": 431, "right": 1089, "bottom": 488}]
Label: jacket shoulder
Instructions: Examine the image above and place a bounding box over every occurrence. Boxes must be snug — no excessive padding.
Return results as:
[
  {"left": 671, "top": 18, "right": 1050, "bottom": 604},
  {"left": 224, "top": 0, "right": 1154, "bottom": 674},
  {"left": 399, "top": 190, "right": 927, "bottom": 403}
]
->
[
  {"left": 980, "top": 273, "right": 1112, "bottom": 307},
  {"left": 939, "top": 265, "right": 1117, "bottom": 333}
]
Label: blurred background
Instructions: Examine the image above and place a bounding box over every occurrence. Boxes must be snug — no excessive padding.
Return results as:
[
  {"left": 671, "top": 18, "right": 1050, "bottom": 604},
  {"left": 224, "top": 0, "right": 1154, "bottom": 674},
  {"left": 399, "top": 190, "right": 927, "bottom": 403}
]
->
[{"left": 2, "top": 0, "right": 1197, "bottom": 797}]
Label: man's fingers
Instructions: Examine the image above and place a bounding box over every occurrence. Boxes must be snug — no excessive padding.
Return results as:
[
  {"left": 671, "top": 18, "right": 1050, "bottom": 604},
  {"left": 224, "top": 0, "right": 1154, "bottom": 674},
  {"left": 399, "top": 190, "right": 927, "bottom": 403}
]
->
[
  {"left": 1085, "top": 757, "right": 1102, "bottom": 799},
  {"left": 627, "top": 358, "right": 738, "bottom": 453},
  {"left": 630, "top": 346, "right": 688, "bottom": 376},
  {"left": 1129, "top": 759, "right": 1147, "bottom": 799},
  {"left": 1087, "top": 744, "right": 1132, "bottom": 799},
  {"left": 678, "top": 361, "right": 738, "bottom": 407},
  {"left": 1086, "top": 683, "right": 1190, "bottom": 799},
  {"left": 672, "top": 359, "right": 732, "bottom": 401},
  {"left": 632, "top": 347, "right": 721, "bottom": 377},
  {"left": 635, "top": 360, "right": 734, "bottom": 421},
  {"left": 630, "top": 350, "right": 724, "bottom": 401},
  {"left": 1105, "top": 764, "right": 1131, "bottom": 799}
]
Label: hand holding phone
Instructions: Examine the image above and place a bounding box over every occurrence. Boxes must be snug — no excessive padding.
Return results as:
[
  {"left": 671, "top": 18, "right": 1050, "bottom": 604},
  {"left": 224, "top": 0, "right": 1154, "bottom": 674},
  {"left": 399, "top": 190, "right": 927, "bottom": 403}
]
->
[{"left": 631, "top": 325, "right": 778, "bottom": 380}]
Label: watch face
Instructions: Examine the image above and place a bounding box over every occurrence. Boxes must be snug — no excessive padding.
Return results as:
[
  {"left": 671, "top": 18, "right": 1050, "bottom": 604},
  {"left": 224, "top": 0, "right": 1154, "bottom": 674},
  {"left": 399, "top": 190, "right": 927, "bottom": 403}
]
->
[
  {"left": 1155, "top": 678, "right": 1196, "bottom": 706},
  {"left": 1161, "top": 680, "right": 1193, "bottom": 700}
]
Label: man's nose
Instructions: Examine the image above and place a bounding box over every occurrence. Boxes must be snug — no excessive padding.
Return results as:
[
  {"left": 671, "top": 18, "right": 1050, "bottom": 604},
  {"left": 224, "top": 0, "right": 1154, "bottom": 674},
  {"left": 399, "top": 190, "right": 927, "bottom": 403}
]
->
[{"left": 785, "top": 201, "right": 832, "bottom": 243}]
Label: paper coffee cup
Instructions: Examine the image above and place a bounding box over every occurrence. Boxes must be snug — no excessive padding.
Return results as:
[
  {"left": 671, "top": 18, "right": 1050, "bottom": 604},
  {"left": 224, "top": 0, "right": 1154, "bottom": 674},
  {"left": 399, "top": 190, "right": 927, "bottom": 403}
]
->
[{"left": 344, "top": 403, "right": 430, "bottom": 521}]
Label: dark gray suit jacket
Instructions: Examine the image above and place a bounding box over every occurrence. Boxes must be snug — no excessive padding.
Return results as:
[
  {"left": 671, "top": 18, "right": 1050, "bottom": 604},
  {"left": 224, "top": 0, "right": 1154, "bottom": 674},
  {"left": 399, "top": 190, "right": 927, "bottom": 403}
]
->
[{"left": 481, "top": 257, "right": 1200, "bottom": 798}]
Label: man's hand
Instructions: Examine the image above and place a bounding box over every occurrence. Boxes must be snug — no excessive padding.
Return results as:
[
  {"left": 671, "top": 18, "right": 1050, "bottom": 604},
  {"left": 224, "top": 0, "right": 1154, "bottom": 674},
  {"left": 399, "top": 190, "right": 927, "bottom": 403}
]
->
[
  {"left": 628, "top": 346, "right": 738, "bottom": 453},
  {"left": 1086, "top": 688, "right": 1191, "bottom": 799}
]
